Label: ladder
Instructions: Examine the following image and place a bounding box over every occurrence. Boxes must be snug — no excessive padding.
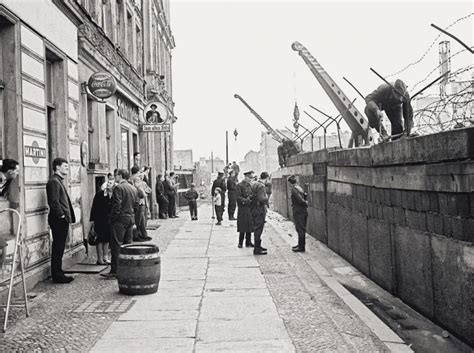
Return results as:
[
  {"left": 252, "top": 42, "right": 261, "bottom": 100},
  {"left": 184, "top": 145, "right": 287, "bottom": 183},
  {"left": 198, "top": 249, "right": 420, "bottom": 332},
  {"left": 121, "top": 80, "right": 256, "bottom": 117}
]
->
[{"left": 0, "top": 208, "right": 29, "bottom": 333}]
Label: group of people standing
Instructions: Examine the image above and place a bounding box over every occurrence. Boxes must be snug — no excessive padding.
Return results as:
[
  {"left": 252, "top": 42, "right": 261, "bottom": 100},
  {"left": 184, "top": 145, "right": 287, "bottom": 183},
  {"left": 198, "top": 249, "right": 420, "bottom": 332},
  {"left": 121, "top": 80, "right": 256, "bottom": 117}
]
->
[
  {"left": 155, "top": 172, "right": 180, "bottom": 219},
  {"left": 209, "top": 167, "right": 309, "bottom": 255}
]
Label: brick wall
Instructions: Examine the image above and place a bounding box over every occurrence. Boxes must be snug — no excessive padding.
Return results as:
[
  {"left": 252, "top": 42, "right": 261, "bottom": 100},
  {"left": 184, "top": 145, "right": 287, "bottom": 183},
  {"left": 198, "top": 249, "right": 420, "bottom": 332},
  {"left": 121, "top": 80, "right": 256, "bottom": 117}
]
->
[{"left": 271, "top": 127, "right": 474, "bottom": 346}]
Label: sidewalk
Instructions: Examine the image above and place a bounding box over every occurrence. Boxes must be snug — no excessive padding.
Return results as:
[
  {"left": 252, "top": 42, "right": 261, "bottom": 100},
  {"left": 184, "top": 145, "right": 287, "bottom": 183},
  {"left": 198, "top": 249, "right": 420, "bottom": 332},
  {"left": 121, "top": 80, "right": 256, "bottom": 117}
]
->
[{"left": 91, "top": 206, "right": 295, "bottom": 352}]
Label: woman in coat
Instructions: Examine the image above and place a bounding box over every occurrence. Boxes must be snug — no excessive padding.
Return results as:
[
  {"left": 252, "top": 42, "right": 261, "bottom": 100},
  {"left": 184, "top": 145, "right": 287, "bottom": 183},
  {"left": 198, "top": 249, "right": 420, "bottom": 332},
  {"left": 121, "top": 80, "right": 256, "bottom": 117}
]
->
[{"left": 90, "top": 179, "right": 114, "bottom": 265}]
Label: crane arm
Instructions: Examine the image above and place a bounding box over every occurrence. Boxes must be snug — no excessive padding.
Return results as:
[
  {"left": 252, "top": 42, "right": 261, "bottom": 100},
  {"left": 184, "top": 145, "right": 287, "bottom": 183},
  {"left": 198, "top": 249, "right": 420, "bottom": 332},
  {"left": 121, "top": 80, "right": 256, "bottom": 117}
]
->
[
  {"left": 292, "top": 42, "right": 372, "bottom": 146},
  {"left": 233, "top": 94, "right": 284, "bottom": 143}
]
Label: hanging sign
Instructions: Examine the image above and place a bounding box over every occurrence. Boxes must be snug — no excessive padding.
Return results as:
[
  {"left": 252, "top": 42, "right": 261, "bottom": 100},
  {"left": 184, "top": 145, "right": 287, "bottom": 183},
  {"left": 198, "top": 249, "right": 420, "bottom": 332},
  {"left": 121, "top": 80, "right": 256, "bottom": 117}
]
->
[
  {"left": 141, "top": 124, "right": 170, "bottom": 132},
  {"left": 87, "top": 72, "right": 117, "bottom": 99},
  {"left": 141, "top": 101, "right": 170, "bottom": 132}
]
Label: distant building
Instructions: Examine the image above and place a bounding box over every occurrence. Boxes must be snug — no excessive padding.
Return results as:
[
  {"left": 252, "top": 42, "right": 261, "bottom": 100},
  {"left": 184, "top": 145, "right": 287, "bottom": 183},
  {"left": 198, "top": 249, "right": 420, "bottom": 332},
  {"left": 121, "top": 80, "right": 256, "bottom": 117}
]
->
[
  {"left": 240, "top": 150, "right": 260, "bottom": 174},
  {"left": 174, "top": 149, "right": 193, "bottom": 170}
]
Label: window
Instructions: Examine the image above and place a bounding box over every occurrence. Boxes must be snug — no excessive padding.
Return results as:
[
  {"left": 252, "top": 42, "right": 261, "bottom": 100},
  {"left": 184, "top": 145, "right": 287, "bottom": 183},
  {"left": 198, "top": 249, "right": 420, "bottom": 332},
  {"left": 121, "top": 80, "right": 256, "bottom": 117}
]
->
[
  {"left": 121, "top": 127, "right": 129, "bottom": 170},
  {"left": 116, "top": 0, "right": 124, "bottom": 50},
  {"left": 105, "top": 106, "right": 114, "bottom": 166},
  {"left": 87, "top": 97, "right": 95, "bottom": 163},
  {"left": 136, "top": 25, "right": 142, "bottom": 73},
  {"left": 132, "top": 132, "right": 138, "bottom": 156},
  {"left": 126, "top": 10, "right": 133, "bottom": 63}
]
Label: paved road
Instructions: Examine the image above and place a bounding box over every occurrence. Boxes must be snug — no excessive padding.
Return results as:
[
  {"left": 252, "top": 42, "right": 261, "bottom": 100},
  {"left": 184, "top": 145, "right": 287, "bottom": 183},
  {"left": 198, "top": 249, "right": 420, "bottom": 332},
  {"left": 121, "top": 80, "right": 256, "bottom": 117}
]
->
[{"left": 1, "top": 204, "right": 407, "bottom": 352}]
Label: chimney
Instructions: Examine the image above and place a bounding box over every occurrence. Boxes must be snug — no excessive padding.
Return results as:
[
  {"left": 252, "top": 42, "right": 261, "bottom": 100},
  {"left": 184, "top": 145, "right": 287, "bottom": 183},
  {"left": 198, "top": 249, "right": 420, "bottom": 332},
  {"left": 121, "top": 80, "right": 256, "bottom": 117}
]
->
[{"left": 439, "top": 40, "right": 451, "bottom": 97}]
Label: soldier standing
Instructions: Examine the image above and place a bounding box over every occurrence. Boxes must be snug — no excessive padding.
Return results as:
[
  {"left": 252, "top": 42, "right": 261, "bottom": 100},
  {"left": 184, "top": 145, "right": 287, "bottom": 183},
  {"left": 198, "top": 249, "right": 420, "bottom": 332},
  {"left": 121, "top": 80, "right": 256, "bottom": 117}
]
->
[
  {"left": 288, "top": 175, "right": 308, "bottom": 252},
  {"left": 236, "top": 171, "right": 254, "bottom": 248},
  {"left": 227, "top": 170, "right": 238, "bottom": 220},
  {"left": 251, "top": 172, "right": 269, "bottom": 255}
]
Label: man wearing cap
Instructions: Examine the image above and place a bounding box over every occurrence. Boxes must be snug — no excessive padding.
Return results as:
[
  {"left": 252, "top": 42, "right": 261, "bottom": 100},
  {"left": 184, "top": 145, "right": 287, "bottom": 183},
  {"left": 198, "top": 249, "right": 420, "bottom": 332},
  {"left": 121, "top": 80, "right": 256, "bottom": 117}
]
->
[
  {"left": 236, "top": 171, "right": 254, "bottom": 248},
  {"left": 364, "top": 79, "right": 413, "bottom": 141},
  {"left": 227, "top": 170, "right": 238, "bottom": 220},
  {"left": 145, "top": 104, "right": 164, "bottom": 124},
  {"left": 288, "top": 175, "right": 308, "bottom": 252},
  {"left": 211, "top": 171, "right": 227, "bottom": 216},
  {"left": 250, "top": 172, "right": 269, "bottom": 255}
]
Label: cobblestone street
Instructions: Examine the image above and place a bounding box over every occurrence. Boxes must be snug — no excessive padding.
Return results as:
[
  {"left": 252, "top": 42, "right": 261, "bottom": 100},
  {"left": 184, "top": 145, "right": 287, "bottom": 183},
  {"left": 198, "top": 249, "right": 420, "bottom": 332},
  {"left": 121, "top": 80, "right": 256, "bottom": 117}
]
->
[{"left": 1, "top": 204, "right": 411, "bottom": 352}]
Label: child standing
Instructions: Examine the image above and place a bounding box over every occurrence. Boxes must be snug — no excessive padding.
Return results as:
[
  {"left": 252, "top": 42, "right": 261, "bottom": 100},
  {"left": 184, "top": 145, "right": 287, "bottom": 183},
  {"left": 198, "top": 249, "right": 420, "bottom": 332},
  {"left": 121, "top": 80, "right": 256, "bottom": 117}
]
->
[
  {"left": 214, "top": 187, "right": 224, "bottom": 225},
  {"left": 184, "top": 183, "right": 199, "bottom": 220}
]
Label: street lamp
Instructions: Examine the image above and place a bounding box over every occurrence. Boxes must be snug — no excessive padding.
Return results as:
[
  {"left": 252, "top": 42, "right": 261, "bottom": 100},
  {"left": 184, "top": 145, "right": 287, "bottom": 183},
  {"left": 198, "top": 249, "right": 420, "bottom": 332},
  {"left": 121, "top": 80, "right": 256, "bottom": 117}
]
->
[{"left": 233, "top": 128, "right": 238, "bottom": 141}]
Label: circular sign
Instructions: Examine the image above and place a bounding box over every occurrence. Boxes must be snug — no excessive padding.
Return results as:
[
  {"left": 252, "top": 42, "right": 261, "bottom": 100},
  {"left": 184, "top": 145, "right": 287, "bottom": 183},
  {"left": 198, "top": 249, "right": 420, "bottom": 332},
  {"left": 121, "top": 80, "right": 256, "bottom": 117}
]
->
[
  {"left": 88, "top": 72, "right": 117, "bottom": 99},
  {"left": 31, "top": 141, "right": 40, "bottom": 164},
  {"left": 144, "top": 102, "right": 168, "bottom": 124}
]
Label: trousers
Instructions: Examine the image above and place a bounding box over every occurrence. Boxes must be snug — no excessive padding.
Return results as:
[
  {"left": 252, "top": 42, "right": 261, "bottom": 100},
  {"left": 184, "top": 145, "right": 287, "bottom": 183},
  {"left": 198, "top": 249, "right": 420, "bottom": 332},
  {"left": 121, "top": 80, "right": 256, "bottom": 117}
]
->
[
  {"left": 365, "top": 101, "right": 404, "bottom": 137},
  {"left": 110, "top": 216, "right": 134, "bottom": 273},
  {"left": 134, "top": 204, "right": 148, "bottom": 239},
  {"left": 189, "top": 201, "right": 198, "bottom": 218},
  {"left": 293, "top": 210, "right": 308, "bottom": 248},
  {"left": 238, "top": 232, "right": 252, "bottom": 246},
  {"left": 215, "top": 205, "right": 223, "bottom": 222},
  {"left": 49, "top": 217, "right": 70, "bottom": 279},
  {"left": 228, "top": 191, "right": 237, "bottom": 218},
  {"left": 168, "top": 195, "right": 176, "bottom": 217},
  {"left": 157, "top": 194, "right": 169, "bottom": 218}
]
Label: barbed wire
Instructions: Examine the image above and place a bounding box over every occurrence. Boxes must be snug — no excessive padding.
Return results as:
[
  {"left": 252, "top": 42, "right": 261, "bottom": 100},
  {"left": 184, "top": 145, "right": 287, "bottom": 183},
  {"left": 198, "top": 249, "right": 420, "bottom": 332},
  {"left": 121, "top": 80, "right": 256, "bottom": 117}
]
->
[
  {"left": 409, "top": 50, "right": 471, "bottom": 93},
  {"left": 386, "top": 13, "right": 473, "bottom": 78}
]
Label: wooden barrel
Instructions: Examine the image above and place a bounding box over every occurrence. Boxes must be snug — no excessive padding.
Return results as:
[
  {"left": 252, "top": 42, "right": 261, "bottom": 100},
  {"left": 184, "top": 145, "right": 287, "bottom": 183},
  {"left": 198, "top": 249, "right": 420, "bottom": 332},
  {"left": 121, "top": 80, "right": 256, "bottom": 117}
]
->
[{"left": 117, "top": 244, "right": 161, "bottom": 295}]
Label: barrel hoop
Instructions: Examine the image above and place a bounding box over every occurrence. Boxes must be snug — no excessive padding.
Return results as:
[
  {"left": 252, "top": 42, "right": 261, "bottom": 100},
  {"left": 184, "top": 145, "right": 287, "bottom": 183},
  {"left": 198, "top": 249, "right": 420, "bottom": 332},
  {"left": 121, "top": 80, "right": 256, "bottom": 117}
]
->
[
  {"left": 120, "top": 244, "right": 160, "bottom": 255},
  {"left": 119, "top": 253, "right": 160, "bottom": 260},
  {"left": 119, "top": 283, "right": 158, "bottom": 289}
]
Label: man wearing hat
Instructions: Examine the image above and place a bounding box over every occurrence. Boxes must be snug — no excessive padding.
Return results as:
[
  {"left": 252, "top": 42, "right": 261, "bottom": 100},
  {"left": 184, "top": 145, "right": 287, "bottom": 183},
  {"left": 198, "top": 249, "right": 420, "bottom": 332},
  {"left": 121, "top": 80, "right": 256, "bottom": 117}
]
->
[
  {"left": 250, "top": 172, "right": 269, "bottom": 255},
  {"left": 288, "top": 175, "right": 308, "bottom": 252},
  {"left": 364, "top": 79, "right": 413, "bottom": 141},
  {"left": 236, "top": 171, "right": 254, "bottom": 248},
  {"left": 211, "top": 171, "right": 227, "bottom": 216},
  {"left": 227, "top": 170, "right": 238, "bottom": 220},
  {"left": 145, "top": 104, "right": 164, "bottom": 124}
]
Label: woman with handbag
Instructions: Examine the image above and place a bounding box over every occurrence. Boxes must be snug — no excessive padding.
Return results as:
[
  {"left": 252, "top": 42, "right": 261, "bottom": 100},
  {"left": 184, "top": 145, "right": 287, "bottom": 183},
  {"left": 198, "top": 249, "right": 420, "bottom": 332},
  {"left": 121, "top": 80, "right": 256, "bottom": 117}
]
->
[{"left": 89, "top": 179, "right": 114, "bottom": 265}]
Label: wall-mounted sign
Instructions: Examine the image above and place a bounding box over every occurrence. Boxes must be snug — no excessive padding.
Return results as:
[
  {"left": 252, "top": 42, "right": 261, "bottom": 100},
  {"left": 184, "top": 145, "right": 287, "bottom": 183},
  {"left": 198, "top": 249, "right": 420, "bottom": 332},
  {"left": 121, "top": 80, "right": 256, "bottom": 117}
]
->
[
  {"left": 88, "top": 72, "right": 117, "bottom": 99},
  {"left": 144, "top": 101, "right": 168, "bottom": 124},
  {"left": 141, "top": 124, "right": 171, "bottom": 132},
  {"left": 25, "top": 141, "right": 46, "bottom": 165}
]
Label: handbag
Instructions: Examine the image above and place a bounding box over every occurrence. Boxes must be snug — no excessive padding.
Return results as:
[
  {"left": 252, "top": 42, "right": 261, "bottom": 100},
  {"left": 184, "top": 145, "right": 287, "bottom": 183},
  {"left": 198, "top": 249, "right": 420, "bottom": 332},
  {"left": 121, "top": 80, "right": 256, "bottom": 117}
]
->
[{"left": 87, "top": 226, "right": 97, "bottom": 246}]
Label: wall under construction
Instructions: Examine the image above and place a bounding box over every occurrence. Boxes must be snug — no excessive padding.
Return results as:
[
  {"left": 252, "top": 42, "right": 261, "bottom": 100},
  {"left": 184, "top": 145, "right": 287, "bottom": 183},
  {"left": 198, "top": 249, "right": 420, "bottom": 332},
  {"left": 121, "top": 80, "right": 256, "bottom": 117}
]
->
[{"left": 271, "top": 127, "right": 474, "bottom": 346}]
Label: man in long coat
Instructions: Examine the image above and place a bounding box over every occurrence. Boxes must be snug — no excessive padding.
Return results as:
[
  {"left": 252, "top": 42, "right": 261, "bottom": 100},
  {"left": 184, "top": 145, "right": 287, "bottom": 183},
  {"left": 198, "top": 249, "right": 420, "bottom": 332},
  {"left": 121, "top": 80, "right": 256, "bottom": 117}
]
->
[
  {"left": 251, "top": 172, "right": 269, "bottom": 255},
  {"left": 227, "top": 170, "right": 238, "bottom": 220},
  {"left": 236, "top": 171, "right": 254, "bottom": 248},
  {"left": 288, "top": 175, "right": 308, "bottom": 252}
]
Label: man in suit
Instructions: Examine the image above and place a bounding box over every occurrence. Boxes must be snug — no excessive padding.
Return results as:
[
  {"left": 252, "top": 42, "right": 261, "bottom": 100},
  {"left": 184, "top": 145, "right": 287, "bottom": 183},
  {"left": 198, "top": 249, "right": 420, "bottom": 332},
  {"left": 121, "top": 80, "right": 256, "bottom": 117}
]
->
[
  {"left": 155, "top": 174, "right": 169, "bottom": 219},
  {"left": 46, "top": 158, "right": 76, "bottom": 284},
  {"left": 236, "top": 171, "right": 254, "bottom": 248},
  {"left": 102, "top": 169, "right": 138, "bottom": 278},
  {"left": 288, "top": 175, "right": 308, "bottom": 252}
]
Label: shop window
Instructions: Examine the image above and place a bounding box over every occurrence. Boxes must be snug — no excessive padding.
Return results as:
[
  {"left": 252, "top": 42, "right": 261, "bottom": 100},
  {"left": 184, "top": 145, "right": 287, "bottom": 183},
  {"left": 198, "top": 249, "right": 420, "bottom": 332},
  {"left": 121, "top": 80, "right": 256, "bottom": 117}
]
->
[
  {"left": 132, "top": 132, "right": 138, "bottom": 157},
  {"left": 120, "top": 127, "right": 129, "bottom": 170}
]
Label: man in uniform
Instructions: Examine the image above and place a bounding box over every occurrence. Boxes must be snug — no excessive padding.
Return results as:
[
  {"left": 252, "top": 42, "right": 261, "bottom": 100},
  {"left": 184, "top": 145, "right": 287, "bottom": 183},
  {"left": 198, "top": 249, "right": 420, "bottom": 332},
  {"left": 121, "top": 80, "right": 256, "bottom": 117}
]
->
[
  {"left": 212, "top": 171, "right": 226, "bottom": 216},
  {"left": 236, "top": 171, "right": 254, "bottom": 248},
  {"left": 288, "top": 175, "right": 308, "bottom": 252},
  {"left": 251, "top": 172, "right": 269, "bottom": 255},
  {"left": 227, "top": 170, "right": 238, "bottom": 220},
  {"left": 364, "top": 79, "right": 413, "bottom": 141}
]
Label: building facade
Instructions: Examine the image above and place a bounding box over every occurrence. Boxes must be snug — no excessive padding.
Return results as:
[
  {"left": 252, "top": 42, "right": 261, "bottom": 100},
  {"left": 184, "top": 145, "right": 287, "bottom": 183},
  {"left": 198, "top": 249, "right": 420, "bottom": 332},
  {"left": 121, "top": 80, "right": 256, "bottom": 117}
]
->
[
  {"left": 173, "top": 149, "right": 193, "bottom": 170},
  {"left": 0, "top": 0, "right": 175, "bottom": 290}
]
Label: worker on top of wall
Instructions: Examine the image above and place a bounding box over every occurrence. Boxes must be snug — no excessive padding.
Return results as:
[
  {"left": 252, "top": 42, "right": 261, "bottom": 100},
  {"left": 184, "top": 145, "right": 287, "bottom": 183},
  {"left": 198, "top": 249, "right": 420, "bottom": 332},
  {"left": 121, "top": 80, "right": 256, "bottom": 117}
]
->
[{"left": 364, "top": 79, "right": 413, "bottom": 142}]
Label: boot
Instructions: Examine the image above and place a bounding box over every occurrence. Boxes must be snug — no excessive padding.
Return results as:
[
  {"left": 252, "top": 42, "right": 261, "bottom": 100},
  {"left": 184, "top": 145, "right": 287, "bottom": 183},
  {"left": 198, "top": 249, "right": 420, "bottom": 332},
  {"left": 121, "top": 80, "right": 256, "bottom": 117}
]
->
[
  {"left": 238, "top": 233, "right": 245, "bottom": 248},
  {"left": 292, "top": 246, "right": 305, "bottom": 252}
]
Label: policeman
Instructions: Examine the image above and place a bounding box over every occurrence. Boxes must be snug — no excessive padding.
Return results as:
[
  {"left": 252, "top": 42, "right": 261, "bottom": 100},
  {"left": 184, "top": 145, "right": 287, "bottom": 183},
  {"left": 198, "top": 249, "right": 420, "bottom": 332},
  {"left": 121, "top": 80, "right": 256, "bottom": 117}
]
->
[
  {"left": 227, "top": 170, "right": 238, "bottom": 220},
  {"left": 288, "top": 175, "right": 308, "bottom": 252},
  {"left": 251, "top": 172, "right": 269, "bottom": 255},
  {"left": 236, "top": 171, "right": 254, "bottom": 248}
]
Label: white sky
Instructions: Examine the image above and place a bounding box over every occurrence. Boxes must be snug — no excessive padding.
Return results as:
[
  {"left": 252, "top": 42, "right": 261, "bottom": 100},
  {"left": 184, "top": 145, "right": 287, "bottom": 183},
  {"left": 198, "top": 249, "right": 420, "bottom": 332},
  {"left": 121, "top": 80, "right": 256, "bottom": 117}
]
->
[{"left": 171, "top": 0, "right": 473, "bottom": 163}]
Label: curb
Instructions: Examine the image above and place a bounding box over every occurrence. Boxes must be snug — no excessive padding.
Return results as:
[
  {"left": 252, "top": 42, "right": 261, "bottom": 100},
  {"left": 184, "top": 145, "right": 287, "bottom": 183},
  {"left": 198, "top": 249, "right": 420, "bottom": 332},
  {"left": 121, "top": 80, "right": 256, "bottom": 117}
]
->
[{"left": 267, "top": 216, "right": 413, "bottom": 353}]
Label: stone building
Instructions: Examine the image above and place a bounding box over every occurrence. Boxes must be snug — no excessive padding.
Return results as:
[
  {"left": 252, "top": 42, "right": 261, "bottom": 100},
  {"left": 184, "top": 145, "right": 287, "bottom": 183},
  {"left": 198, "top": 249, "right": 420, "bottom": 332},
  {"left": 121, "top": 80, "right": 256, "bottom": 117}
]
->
[{"left": 0, "top": 0, "right": 175, "bottom": 290}]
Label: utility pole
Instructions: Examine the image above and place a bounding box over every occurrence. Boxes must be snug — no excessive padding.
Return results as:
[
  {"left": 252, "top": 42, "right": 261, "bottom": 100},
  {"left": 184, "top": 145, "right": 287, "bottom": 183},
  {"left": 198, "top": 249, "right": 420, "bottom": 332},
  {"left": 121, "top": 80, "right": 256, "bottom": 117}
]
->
[{"left": 225, "top": 130, "right": 229, "bottom": 165}]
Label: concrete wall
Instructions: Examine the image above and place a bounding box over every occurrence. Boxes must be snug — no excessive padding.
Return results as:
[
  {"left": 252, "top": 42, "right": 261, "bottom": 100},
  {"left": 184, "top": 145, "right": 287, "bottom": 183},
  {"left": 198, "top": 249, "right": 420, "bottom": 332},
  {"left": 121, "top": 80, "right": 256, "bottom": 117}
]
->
[{"left": 271, "top": 127, "right": 474, "bottom": 346}]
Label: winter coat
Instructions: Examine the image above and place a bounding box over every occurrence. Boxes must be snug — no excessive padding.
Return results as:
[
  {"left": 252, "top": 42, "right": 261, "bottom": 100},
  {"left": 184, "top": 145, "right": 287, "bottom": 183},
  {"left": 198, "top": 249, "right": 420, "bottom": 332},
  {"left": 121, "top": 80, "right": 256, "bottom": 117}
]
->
[{"left": 236, "top": 180, "right": 253, "bottom": 233}]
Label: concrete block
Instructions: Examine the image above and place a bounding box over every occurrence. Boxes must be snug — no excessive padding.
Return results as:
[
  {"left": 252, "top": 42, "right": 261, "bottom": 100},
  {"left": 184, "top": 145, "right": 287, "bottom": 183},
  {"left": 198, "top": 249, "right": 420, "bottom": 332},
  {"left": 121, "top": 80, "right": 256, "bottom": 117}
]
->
[
  {"left": 394, "top": 226, "right": 434, "bottom": 319},
  {"left": 384, "top": 189, "right": 392, "bottom": 206},
  {"left": 414, "top": 192, "right": 424, "bottom": 211},
  {"left": 418, "top": 212, "right": 427, "bottom": 232},
  {"left": 421, "top": 193, "right": 430, "bottom": 212},
  {"left": 338, "top": 207, "right": 352, "bottom": 262},
  {"left": 327, "top": 203, "right": 339, "bottom": 253},
  {"left": 350, "top": 212, "right": 370, "bottom": 276},
  {"left": 429, "top": 193, "right": 439, "bottom": 213},
  {"left": 405, "top": 210, "right": 419, "bottom": 230},
  {"left": 470, "top": 193, "right": 474, "bottom": 217},
  {"left": 456, "top": 194, "right": 470, "bottom": 218},
  {"left": 368, "top": 219, "right": 394, "bottom": 292},
  {"left": 307, "top": 207, "right": 327, "bottom": 244},
  {"left": 433, "top": 214, "right": 443, "bottom": 235},
  {"left": 402, "top": 190, "right": 415, "bottom": 211},
  {"left": 394, "top": 207, "right": 406, "bottom": 227},
  {"left": 383, "top": 206, "right": 394, "bottom": 224},
  {"left": 447, "top": 194, "right": 458, "bottom": 216},
  {"left": 426, "top": 213, "right": 435, "bottom": 234},
  {"left": 431, "top": 236, "right": 474, "bottom": 346},
  {"left": 438, "top": 193, "right": 448, "bottom": 215},
  {"left": 391, "top": 189, "right": 402, "bottom": 207},
  {"left": 442, "top": 215, "right": 453, "bottom": 237}
]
